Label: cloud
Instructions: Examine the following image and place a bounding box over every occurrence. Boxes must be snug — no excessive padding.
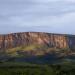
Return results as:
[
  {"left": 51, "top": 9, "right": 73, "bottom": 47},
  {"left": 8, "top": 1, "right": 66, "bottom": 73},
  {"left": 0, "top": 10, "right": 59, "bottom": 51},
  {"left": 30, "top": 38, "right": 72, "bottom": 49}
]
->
[
  {"left": 0, "top": 0, "right": 75, "bottom": 34},
  {"left": 65, "top": 0, "right": 75, "bottom": 3}
]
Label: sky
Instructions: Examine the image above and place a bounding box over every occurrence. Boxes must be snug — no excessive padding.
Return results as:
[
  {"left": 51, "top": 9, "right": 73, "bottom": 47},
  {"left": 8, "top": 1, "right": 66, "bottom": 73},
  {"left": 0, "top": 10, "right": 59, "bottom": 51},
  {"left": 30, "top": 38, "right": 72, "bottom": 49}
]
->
[{"left": 0, "top": 0, "right": 75, "bottom": 34}]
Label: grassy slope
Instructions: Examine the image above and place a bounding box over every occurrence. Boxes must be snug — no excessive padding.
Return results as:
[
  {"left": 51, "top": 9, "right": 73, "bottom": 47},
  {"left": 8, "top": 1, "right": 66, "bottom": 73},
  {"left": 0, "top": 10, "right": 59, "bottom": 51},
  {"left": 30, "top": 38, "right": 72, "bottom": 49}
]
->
[
  {"left": 5, "top": 44, "right": 69, "bottom": 57},
  {"left": 6, "top": 44, "right": 45, "bottom": 56}
]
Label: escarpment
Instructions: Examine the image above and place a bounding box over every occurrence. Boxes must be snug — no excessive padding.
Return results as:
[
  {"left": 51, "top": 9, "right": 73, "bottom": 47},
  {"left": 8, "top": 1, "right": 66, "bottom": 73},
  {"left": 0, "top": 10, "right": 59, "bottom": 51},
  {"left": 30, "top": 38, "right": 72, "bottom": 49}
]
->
[{"left": 0, "top": 32, "right": 75, "bottom": 51}]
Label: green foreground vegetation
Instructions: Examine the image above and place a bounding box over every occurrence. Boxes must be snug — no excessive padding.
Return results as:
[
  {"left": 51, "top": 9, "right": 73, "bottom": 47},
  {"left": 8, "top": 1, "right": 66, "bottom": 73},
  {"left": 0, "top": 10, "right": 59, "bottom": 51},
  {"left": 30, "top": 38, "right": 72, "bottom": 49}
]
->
[
  {"left": 0, "top": 45, "right": 74, "bottom": 75},
  {"left": 0, "top": 62, "right": 75, "bottom": 75}
]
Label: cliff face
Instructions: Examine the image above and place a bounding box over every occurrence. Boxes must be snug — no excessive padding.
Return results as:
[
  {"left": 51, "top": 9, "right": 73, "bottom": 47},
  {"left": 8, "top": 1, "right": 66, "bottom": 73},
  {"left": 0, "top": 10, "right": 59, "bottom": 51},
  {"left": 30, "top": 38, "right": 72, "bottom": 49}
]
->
[
  {"left": 0, "top": 32, "right": 75, "bottom": 63},
  {"left": 0, "top": 32, "right": 72, "bottom": 50}
]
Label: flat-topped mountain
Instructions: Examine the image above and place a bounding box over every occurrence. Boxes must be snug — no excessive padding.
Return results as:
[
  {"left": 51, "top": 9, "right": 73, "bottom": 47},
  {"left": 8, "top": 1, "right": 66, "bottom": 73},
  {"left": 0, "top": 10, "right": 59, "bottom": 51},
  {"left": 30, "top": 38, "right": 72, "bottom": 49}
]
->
[
  {"left": 0, "top": 32, "right": 75, "bottom": 63},
  {"left": 0, "top": 32, "right": 75, "bottom": 50}
]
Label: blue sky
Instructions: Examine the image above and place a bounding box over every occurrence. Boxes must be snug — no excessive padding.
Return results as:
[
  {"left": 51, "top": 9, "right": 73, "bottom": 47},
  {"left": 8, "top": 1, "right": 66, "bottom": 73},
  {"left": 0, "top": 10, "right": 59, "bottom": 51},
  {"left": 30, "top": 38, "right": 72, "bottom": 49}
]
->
[{"left": 0, "top": 0, "right": 75, "bottom": 34}]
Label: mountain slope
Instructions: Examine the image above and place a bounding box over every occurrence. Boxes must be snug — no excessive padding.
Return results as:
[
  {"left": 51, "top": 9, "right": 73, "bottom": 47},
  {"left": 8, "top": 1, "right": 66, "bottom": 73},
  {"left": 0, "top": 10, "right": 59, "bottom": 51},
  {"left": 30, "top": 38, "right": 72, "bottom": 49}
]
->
[{"left": 0, "top": 32, "right": 75, "bottom": 63}]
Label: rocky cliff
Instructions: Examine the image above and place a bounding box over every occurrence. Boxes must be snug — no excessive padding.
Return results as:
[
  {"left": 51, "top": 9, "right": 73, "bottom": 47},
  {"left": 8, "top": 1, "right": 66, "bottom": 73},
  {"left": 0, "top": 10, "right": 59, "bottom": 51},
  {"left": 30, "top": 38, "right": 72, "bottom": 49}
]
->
[
  {"left": 0, "top": 32, "right": 75, "bottom": 63},
  {"left": 0, "top": 32, "right": 74, "bottom": 50}
]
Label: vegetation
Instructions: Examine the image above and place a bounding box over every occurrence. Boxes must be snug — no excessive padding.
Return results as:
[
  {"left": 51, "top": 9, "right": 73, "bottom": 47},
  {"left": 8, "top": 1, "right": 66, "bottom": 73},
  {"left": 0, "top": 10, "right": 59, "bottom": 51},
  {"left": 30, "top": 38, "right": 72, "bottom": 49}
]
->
[
  {"left": 5, "top": 44, "right": 44, "bottom": 56},
  {"left": 0, "top": 45, "right": 75, "bottom": 75},
  {"left": 0, "top": 62, "right": 75, "bottom": 75}
]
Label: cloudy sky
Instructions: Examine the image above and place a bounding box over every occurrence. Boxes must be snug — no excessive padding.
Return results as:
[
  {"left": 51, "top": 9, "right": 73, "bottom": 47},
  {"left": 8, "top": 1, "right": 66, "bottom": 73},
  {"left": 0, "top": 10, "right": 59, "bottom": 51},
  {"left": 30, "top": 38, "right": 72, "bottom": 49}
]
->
[{"left": 0, "top": 0, "right": 75, "bottom": 34}]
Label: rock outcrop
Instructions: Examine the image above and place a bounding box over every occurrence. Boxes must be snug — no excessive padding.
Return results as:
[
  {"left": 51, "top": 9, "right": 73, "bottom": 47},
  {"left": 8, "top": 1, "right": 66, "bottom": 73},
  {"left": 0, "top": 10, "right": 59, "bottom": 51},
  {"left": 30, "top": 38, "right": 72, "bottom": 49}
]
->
[{"left": 0, "top": 32, "right": 75, "bottom": 51}]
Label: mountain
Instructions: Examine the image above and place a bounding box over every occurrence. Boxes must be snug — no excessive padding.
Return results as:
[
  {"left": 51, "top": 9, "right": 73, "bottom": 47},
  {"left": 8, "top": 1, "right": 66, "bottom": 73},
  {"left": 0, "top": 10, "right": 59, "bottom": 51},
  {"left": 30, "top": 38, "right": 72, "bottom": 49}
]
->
[{"left": 0, "top": 32, "right": 75, "bottom": 63}]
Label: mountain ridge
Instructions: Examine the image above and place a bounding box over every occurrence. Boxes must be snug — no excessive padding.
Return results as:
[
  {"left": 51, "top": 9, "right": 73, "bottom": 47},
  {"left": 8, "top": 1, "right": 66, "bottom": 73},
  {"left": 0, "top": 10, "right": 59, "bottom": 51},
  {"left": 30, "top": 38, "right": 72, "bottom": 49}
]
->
[
  {"left": 0, "top": 32, "right": 75, "bottom": 55},
  {"left": 0, "top": 32, "right": 75, "bottom": 63},
  {"left": 0, "top": 32, "right": 69, "bottom": 50},
  {"left": 1, "top": 32, "right": 75, "bottom": 36}
]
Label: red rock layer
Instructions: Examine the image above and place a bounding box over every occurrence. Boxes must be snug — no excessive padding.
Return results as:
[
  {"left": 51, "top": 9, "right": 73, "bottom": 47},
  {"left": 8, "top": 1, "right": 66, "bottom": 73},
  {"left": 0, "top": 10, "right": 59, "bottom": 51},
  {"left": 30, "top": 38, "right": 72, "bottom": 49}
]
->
[{"left": 0, "top": 32, "right": 70, "bottom": 50}]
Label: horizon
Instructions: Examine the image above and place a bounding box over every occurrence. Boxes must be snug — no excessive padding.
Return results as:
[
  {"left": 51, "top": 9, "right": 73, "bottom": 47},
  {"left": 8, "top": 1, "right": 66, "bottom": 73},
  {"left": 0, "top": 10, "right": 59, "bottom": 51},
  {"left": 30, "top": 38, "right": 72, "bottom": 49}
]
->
[{"left": 0, "top": 31, "right": 75, "bottom": 36}]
